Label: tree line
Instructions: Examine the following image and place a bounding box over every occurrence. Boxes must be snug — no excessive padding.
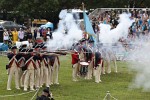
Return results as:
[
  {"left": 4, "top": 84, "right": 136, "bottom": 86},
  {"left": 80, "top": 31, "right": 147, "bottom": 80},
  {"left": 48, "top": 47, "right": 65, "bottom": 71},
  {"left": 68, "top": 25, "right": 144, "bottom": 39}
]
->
[{"left": 0, "top": 0, "right": 149, "bottom": 25}]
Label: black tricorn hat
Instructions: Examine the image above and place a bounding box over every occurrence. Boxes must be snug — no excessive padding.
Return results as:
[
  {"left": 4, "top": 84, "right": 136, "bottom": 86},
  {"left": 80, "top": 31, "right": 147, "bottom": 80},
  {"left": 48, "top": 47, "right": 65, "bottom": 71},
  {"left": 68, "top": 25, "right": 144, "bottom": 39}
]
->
[
  {"left": 43, "top": 88, "right": 50, "bottom": 97},
  {"left": 33, "top": 44, "right": 40, "bottom": 49},
  {"left": 19, "top": 48, "right": 22, "bottom": 52},
  {"left": 88, "top": 39, "right": 94, "bottom": 43},
  {"left": 39, "top": 43, "right": 45, "bottom": 48},
  {"left": 80, "top": 38, "right": 86, "bottom": 42},
  {"left": 20, "top": 44, "right": 27, "bottom": 48},
  {"left": 11, "top": 46, "right": 17, "bottom": 50},
  {"left": 27, "top": 48, "right": 33, "bottom": 52},
  {"left": 20, "top": 48, "right": 26, "bottom": 52},
  {"left": 42, "top": 46, "right": 47, "bottom": 49}
]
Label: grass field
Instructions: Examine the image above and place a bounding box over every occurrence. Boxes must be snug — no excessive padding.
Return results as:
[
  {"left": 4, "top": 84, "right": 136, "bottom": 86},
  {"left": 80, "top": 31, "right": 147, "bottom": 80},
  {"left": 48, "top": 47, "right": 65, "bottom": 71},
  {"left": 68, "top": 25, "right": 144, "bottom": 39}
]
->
[{"left": 0, "top": 55, "right": 150, "bottom": 100}]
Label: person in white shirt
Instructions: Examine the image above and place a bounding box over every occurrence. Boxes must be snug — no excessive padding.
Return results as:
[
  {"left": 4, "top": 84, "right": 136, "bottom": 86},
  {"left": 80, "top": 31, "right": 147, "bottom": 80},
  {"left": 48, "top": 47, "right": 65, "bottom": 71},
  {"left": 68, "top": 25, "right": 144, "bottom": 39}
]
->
[
  {"left": 46, "top": 28, "right": 52, "bottom": 41},
  {"left": 3, "top": 29, "right": 9, "bottom": 44},
  {"left": 18, "top": 28, "right": 24, "bottom": 42}
]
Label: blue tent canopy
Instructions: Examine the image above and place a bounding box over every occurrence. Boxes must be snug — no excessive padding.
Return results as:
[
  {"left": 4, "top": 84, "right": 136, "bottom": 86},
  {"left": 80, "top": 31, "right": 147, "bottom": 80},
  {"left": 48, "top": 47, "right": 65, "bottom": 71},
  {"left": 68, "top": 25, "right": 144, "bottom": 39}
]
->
[
  {"left": 0, "top": 43, "right": 8, "bottom": 51},
  {"left": 40, "top": 22, "right": 54, "bottom": 30}
]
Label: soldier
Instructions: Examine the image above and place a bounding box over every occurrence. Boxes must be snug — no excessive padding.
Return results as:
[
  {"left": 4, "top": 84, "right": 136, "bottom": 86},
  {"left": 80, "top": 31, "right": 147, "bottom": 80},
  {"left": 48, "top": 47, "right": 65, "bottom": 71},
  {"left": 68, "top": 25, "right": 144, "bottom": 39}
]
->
[
  {"left": 7, "top": 46, "right": 20, "bottom": 90},
  {"left": 17, "top": 44, "right": 27, "bottom": 87},
  {"left": 51, "top": 53, "right": 60, "bottom": 85},
  {"left": 94, "top": 51, "right": 103, "bottom": 83},
  {"left": 40, "top": 45, "right": 50, "bottom": 88},
  {"left": 33, "top": 44, "right": 41, "bottom": 89},
  {"left": 48, "top": 55, "right": 55, "bottom": 85},
  {"left": 78, "top": 39, "right": 88, "bottom": 77},
  {"left": 85, "top": 40, "right": 94, "bottom": 80},
  {"left": 17, "top": 48, "right": 26, "bottom": 87},
  {"left": 71, "top": 49, "right": 79, "bottom": 81},
  {"left": 23, "top": 49, "right": 36, "bottom": 91}
]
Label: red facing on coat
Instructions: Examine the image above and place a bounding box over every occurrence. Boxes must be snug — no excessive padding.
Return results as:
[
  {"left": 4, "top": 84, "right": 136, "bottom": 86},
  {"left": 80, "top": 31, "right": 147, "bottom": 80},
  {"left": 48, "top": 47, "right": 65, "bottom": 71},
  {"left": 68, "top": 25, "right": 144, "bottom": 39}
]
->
[{"left": 71, "top": 52, "right": 79, "bottom": 65}]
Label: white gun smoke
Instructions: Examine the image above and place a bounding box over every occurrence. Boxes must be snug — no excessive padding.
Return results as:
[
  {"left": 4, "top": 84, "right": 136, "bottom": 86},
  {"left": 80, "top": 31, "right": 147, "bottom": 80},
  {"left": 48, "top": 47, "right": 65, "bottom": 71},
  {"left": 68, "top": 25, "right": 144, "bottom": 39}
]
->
[
  {"left": 46, "top": 10, "right": 83, "bottom": 51},
  {"left": 127, "top": 38, "right": 150, "bottom": 91},
  {"left": 98, "top": 13, "right": 150, "bottom": 91},
  {"left": 99, "top": 13, "right": 133, "bottom": 44}
]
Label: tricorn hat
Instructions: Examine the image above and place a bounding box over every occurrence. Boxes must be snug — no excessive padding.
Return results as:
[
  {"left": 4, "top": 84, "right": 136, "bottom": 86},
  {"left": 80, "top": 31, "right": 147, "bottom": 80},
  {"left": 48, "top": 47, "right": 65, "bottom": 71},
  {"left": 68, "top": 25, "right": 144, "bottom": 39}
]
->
[
  {"left": 43, "top": 88, "right": 50, "bottom": 97},
  {"left": 11, "top": 45, "right": 17, "bottom": 50}
]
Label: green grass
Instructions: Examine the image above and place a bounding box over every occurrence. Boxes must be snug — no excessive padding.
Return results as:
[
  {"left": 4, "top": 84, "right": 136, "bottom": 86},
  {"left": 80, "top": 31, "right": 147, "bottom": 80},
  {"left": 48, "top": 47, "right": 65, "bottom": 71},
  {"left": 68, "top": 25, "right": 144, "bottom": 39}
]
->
[{"left": 0, "top": 55, "right": 150, "bottom": 100}]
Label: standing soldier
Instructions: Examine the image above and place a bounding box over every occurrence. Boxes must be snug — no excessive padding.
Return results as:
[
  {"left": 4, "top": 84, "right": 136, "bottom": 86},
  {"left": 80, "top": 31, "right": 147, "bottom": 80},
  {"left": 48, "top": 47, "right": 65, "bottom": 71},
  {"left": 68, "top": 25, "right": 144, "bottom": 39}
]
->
[
  {"left": 79, "top": 40, "right": 88, "bottom": 77},
  {"left": 17, "top": 44, "right": 27, "bottom": 79},
  {"left": 52, "top": 54, "right": 60, "bottom": 85},
  {"left": 71, "top": 49, "right": 79, "bottom": 81},
  {"left": 17, "top": 44, "right": 27, "bottom": 87},
  {"left": 48, "top": 55, "right": 55, "bottom": 85},
  {"left": 7, "top": 46, "right": 20, "bottom": 90},
  {"left": 17, "top": 48, "right": 26, "bottom": 87},
  {"left": 48, "top": 50, "right": 62, "bottom": 85},
  {"left": 40, "top": 45, "right": 49, "bottom": 88},
  {"left": 23, "top": 49, "right": 36, "bottom": 91},
  {"left": 47, "top": 51, "right": 60, "bottom": 85},
  {"left": 33, "top": 44, "right": 41, "bottom": 89},
  {"left": 94, "top": 51, "right": 103, "bottom": 83},
  {"left": 85, "top": 40, "right": 94, "bottom": 80}
]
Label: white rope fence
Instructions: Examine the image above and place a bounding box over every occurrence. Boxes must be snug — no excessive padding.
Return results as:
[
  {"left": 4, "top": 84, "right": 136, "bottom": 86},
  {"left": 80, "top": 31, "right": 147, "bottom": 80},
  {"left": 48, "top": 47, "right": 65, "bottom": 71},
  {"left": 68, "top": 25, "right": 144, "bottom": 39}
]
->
[
  {"left": 0, "top": 90, "right": 36, "bottom": 98},
  {"left": 30, "top": 88, "right": 41, "bottom": 100},
  {"left": 103, "top": 91, "right": 118, "bottom": 100}
]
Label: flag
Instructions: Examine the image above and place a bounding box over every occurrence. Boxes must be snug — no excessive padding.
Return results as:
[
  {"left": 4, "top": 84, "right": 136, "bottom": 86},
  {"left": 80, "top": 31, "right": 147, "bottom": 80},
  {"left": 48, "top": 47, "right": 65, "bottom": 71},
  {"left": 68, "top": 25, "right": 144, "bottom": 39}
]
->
[{"left": 83, "top": 11, "right": 96, "bottom": 43}]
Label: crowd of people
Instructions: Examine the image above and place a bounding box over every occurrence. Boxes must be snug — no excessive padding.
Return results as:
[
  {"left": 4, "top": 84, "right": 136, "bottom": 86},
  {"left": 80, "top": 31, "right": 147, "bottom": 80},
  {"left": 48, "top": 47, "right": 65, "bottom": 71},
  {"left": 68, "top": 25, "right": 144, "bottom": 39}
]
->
[
  {"left": 3, "top": 27, "right": 53, "bottom": 48},
  {"left": 89, "top": 9, "right": 150, "bottom": 52},
  {"left": 91, "top": 9, "right": 150, "bottom": 40},
  {"left": 3, "top": 9, "right": 150, "bottom": 49}
]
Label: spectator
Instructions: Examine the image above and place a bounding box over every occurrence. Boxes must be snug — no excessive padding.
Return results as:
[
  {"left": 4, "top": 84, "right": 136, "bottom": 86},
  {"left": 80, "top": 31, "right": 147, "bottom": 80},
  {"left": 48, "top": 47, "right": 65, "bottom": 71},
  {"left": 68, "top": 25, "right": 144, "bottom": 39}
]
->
[
  {"left": 34, "top": 27, "right": 38, "bottom": 40},
  {"left": 39, "top": 27, "right": 43, "bottom": 37},
  {"left": 3, "top": 29, "right": 9, "bottom": 44},
  {"left": 46, "top": 28, "right": 52, "bottom": 40},
  {"left": 42, "top": 28, "right": 47, "bottom": 41},
  {"left": 23, "top": 29, "right": 28, "bottom": 41},
  {"left": 8, "top": 29, "right": 13, "bottom": 41},
  {"left": 7, "top": 29, "right": 13, "bottom": 48},
  {"left": 26, "top": 28, "right": 33, "bottom": 43},
  {"left": 26, "top": 28, "right": 33, "bottom": 48},
  {"left": 36, "top": 29, "right": 41, "bottom": 39},
  {"left": 18, "top": 28, "right": 25, "bottom": 42},
  {"left": 12, "top": 28, "right": 18, "bottom": 43}
]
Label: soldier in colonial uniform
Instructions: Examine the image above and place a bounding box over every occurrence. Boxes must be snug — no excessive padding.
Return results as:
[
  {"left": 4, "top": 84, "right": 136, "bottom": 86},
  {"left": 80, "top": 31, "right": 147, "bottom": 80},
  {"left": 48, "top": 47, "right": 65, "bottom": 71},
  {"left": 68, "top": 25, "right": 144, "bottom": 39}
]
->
[
  {"left": 17, "top": 44, "right": 27, "bottom": 87},
  {"left": 40, "top": 45, "right": 50, "bottom": 88},
  {"left": 85, "top": 40, "right": 94, "bottom": 80},
  {"left": 71, "top": 49, "right": 79, "bottom": 81},
  {"left": 78, "top": 39, "right": 88, "bottom": 77},
  {"left": 33, "top": 44, "right": 42, "bottom": 89},
  {"left": 23, "top": 49, "right": 36, "bottom": 91},
  {"left": 94, "top": 51, "right": 103, "bottom": 83},
  {"left": 17, "top": 48, "right": 26, "bottom": 87},
  {"left": 48, "top": 55, "right": 55, "bottom": 85},
  {"left": 52, "top": 54, "right": 60, "bottom": 85},
  {"left": 7, "top": 46, "right": 20, "bottom": 90}
]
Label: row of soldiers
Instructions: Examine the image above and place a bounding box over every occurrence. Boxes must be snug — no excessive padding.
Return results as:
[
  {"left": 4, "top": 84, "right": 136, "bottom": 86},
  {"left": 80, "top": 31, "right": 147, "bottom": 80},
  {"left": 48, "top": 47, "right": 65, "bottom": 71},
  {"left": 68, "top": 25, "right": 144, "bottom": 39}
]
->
[
  {"left": 6, "top": 43, "right": 61, "bottom": 91},
  {"left": 71, "top": 39, "right": 103, "bottom": 83}
]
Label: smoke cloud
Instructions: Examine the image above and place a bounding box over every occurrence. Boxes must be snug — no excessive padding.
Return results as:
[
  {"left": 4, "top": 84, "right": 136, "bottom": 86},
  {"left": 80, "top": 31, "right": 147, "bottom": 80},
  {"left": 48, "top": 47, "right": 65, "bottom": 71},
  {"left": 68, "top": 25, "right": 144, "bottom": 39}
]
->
[
  {"left": 98, "top": 12, "right": 150, "bottom": 91},
  {"left": 99, "top": 13, "right": 133, "bottom": 44},
  {"left": 46, "top": 10, "right": 83, "bottom": 51},
  {"left": 127, "top": 39, "right": 150, "bottom": 91}
]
